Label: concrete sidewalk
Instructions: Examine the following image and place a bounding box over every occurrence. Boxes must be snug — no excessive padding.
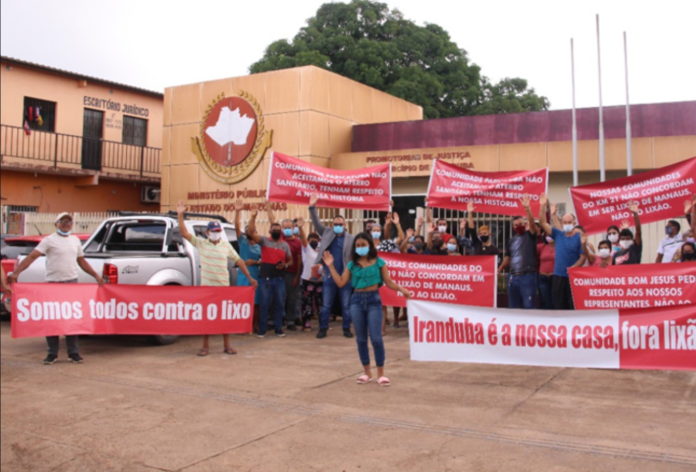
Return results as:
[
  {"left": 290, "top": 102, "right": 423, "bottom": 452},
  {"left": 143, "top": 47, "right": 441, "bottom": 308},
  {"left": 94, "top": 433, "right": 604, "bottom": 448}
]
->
[{"left": 1, "top": 319, "right": 695, "bottom": 472}]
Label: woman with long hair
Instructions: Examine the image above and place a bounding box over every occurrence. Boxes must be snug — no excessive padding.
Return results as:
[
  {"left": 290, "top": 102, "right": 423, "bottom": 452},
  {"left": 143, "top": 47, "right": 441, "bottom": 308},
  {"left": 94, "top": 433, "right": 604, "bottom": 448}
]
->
[{"left": 323, "top": 232, "right": 411, "bottom": 387}]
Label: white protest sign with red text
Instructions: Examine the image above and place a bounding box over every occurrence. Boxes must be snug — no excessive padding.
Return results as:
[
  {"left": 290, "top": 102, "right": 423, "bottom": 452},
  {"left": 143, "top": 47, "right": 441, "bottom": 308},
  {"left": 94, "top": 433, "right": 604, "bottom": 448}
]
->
[
  {"left": 569, "top": 263, "right": 696, "bottom": 310},
  {"left": 267, "top": 151, "right": 391, "bottom": 211},
  {"left": 570, "top": 156, "right": 696, "bottom": 235},
  {"left": 408, "top": 299, "right": 695, "bottom": 371},
  {"left": 379, "top": 253, "right": 497, "bottom": 308},
  {"left": 11, "top": 284, "right": 255, "bottom": 338},
  {"left": 426, "top": 159, "right": 548, "bottom": 216}
]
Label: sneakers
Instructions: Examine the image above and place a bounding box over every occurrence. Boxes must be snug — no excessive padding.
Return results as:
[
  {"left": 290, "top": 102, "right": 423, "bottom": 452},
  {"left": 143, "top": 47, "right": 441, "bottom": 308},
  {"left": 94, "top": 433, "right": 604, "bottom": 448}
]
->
[
  {"left": 68, "top": 353, "right": 84, "bottom": 364},
  {"left": 286, "top": 324, "right": 297, "bottom": 332},
  {"left": 43, "top": 354, "right": 58, "bottom": 365},
  {"left": 275, "top": 330, "right": 286, "bottom": 338},
  {"left": 343, "top": 329, "right": 354, "bottom": 339},
  {"left": 257, "top": 332, "right": 266, "bottom": 338},
  {"left": 316, "top": 329, "right": 327, "bottom": 339}
]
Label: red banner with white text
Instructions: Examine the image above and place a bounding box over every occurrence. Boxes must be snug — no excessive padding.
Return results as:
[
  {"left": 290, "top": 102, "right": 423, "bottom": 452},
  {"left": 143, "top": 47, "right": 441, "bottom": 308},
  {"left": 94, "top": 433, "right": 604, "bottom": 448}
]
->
[
  {"left": 569, "top": 263, "right": 696, "bottom": 310},
  {"left": 570, "top": 156, "right": 696, "bottom": 235},
  {"left": 408, "top": 300, "right": 696, "bottom": 370},
  {"left": 426, "top": 159, "right": 548, "bottom": 216},
  {"left": 267, "top": 151, "right": 391, "bottom": 211},
  {"left": 11, "top": 284, "right": 255, "bottom": 338},
  {"left": 379, "top": 253, "right": 497, "bottom": 308}
]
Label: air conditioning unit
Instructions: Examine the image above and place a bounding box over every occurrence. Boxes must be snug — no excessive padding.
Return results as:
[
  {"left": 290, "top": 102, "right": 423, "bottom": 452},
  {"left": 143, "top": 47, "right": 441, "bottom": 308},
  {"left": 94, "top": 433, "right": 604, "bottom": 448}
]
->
[{"left": 141, "top": 186, "right": 161, "bottom": 204}]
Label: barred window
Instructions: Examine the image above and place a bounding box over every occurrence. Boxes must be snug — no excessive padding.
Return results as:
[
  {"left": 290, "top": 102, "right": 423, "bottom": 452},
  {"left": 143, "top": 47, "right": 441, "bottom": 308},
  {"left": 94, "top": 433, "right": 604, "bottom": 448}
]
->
[
  {"left": 23, "top": 97, "right": 56, "bottom": 133},
  {"left": 123, "top": 116, "right": 147, "bottom": 146}
]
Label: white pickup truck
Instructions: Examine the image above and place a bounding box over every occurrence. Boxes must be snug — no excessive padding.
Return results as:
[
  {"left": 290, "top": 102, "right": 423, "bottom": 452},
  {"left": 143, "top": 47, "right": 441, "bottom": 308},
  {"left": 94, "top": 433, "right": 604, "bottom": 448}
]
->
[{"left": 8, "top": 212, "right": 238, "bottom": 345}]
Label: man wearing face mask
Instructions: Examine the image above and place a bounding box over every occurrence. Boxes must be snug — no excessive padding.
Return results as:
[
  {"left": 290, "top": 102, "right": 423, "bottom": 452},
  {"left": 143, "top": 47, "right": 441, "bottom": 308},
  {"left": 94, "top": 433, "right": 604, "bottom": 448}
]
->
[
  {"left": 8, "top": 212, "right": 104, "bottom": 364},
  {"left": 655, "top": 220, "right": 683, "bottom": 264},
  {"left": 613, "top": 201, "right": 642, "bottom": 266},
  {"left": 497, "top": 195, "right": 538, "bottom": 309},
  {"left": 267, "top": 207, "right": 303, "bottom": 331},
  {"left": 248, "top": 208, "right": 293, "bottom": 338},
  {"left": 177, "top": 201, "right": 257, "bottom": 355},
  {"left": 539, "top": 194, "right": 584, "bottom": 310},
  {"left": 296, "top": 217, "right": 324, "bottom": 332},
  {"left": 463, "top": 202, "right": 500, "bottom": 257},
  {"left": 309, "top": 193, "right": 355, "bottom": 339}
]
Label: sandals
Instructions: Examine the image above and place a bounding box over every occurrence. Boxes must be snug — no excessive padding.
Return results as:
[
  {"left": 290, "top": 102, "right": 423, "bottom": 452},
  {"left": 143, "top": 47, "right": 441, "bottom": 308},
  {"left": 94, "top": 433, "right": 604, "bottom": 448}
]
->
[
  {"left": 356, "top": 375, "right": 373, "bottom": 385},
  {"left": 196, "top": 349, "right": 209, "bottom": 357},
  {"left": 223, "top": 348, "right": 237, "bottom": 355},
  {"left": 377, "top": 376, "right": 391, "bottom": 387}
]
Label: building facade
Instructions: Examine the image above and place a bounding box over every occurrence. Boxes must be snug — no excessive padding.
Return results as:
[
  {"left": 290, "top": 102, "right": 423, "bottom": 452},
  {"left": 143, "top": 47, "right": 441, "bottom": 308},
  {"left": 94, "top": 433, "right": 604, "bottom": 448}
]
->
[{"left": 0, "top": 56, "right": 164, "bottom": 231}]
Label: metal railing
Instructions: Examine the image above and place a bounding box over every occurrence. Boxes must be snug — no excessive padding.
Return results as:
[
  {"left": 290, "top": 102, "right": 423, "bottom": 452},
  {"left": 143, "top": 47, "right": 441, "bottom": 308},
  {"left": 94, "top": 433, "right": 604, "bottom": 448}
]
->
[{"left": 0, "top": 124, "right": 160, "bottom": 176}]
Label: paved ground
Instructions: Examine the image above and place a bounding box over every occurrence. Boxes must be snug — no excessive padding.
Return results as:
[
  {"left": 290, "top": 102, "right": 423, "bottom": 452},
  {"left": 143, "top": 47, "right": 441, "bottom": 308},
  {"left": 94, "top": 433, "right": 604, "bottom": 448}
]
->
[{"left": 1, "top": 317, "right": 695, "bottom": 472}]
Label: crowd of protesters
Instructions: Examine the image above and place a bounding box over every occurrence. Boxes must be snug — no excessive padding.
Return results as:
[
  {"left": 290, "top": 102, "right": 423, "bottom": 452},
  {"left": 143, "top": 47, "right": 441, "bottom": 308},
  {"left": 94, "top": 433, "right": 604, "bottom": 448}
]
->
[{"left": 3, "top": 193, "right": 695, "bottom": 386}]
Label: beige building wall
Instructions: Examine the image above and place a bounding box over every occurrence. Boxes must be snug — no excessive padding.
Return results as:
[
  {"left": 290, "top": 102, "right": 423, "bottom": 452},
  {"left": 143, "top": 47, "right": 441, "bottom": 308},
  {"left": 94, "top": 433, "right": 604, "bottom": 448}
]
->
[{"left": 161, "top": 66, "right": 422, "bottom": 213}]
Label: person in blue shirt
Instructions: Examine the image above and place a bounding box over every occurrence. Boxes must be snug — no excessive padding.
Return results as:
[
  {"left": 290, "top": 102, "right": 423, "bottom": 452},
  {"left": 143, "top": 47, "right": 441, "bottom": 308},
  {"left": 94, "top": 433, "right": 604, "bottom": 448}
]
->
[
  {"left": 235, "top": 202, "right": 262, "bottom": 333},
  {"left": 539, "top": 193, "right": 585, "bottom": 310},
  {"left": 323, "top": 232, "right": 410, "bottom": 388}
]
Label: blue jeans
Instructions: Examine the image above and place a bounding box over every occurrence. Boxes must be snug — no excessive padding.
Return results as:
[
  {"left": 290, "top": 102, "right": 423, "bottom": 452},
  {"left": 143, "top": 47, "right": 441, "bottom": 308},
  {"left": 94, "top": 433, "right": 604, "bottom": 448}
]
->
[
  {"left": 258, "top": 277, "right": 286, "bottom": 335},
  {"left": 319, "top": 275, "right": 352, "bottom": 330},
  {"left": 507, "top": 273, "right": 537, "bottom": 309},
  {"left": 538, "top": 274, "right": 554, "bottom": 310},
  {"left": 350, "top": 291, "right": 385, "bottom": 367}
]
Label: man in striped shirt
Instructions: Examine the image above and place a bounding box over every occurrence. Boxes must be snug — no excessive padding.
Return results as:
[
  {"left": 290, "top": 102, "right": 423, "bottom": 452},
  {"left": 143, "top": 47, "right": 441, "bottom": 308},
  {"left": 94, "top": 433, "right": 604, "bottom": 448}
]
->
[{"left": 177, "top": 201, "right": 257, "bottom": 356}]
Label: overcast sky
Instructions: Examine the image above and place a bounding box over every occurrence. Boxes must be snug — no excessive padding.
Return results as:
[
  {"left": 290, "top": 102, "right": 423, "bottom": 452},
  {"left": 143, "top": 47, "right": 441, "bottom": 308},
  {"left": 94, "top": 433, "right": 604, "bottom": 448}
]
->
[{"left": 2, "top": 0, "right": 694, "bottom": 111}]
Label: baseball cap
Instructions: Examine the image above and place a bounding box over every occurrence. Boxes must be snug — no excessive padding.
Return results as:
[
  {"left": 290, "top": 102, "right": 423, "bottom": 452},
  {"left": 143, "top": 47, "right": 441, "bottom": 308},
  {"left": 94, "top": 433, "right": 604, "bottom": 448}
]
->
[
  {"left": 55, "top": 212, "right": 73, "bottom": 223},
  {"left": 207, "top": 221, "right": 222, "bottom": 232}
]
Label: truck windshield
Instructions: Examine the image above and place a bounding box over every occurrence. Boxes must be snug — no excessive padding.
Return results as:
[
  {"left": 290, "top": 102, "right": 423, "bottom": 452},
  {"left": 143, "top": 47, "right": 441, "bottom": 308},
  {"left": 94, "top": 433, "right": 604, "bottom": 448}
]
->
[{"left": 105, "top": 223, "right": 167, "bottom": 252}]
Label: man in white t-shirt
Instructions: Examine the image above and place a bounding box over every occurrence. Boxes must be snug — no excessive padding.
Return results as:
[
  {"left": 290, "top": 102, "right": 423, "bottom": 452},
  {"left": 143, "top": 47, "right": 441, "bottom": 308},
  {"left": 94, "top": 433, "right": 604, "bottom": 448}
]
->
[
  {"left": 655, "top": 220, "right": 684, "bottom": 263},
  {"left": 8, "top": 212, "right": 103, "bottom": 365}
]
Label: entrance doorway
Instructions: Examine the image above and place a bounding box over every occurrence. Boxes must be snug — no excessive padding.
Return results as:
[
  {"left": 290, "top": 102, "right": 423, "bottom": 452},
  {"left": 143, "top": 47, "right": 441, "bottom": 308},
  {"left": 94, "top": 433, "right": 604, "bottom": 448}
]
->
[{"left": 82, "top": 109, "right": 103, "bottom": 171}]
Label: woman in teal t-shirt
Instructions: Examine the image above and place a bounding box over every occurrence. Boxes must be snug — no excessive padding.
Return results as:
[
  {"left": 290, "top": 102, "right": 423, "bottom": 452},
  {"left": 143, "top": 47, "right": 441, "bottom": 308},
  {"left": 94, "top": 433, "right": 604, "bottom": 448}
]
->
[{"left": 323, "top": 232, "right": 410, "bottom": 387}]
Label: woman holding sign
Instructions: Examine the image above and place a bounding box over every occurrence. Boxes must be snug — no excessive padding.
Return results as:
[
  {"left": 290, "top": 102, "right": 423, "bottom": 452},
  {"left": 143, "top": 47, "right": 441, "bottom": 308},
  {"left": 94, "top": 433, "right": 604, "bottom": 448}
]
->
[{"left": 322, "top": 233, "right": 411, "bottom": 387}]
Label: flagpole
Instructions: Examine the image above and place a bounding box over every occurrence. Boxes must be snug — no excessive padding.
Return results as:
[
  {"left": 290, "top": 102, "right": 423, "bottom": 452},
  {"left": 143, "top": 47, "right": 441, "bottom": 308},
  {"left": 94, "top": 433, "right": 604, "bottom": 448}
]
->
[
  {"left": 571, "top": 38, "right": 578, "bottom": 187},
  {"left": 596, "top": 14, "right": 605, "bottom": 182},
  {"left": 624, "top": 31, "right": 632, "bottom": 176}
]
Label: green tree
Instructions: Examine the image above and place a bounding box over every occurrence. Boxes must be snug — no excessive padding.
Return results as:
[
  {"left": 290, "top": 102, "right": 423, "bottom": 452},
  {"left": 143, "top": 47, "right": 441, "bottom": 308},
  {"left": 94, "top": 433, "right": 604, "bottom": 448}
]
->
[{"left": 249, "top": 0, "right": 549, "bottom": 119}]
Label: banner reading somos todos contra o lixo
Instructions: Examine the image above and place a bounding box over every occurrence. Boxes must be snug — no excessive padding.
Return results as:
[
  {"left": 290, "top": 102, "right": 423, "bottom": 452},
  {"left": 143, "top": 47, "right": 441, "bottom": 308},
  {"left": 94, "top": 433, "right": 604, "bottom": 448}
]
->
[
  {"left": 570, "top": 156, "right": 696, "bottom": 235},
  {"left": 408, "top": 300, "right": 696, "bottom": 371},
  {"left": 426, "top": 159, "right": 548, "bottom": 216},
  {"left": 267, "top": 151, "right": 392, "bottom": 211},
  {"left": 378, "top": 253, "right": 497, "bottom": 308},
  {"left": 11, "top": 284, "right": 255, "bottom": 338},
  {"left": 569, "top": 263, "right": 696, "bottom": 311}
]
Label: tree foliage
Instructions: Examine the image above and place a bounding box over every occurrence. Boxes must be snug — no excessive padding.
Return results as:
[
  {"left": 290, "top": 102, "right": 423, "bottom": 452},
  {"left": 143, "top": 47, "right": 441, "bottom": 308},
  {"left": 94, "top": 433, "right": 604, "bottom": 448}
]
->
[{"left": 250, "top": 0, "right": 549, "bottom": 119}]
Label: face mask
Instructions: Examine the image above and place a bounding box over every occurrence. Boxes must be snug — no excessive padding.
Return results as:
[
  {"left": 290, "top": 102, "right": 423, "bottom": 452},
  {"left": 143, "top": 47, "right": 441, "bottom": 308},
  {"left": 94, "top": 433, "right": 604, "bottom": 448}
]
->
[
  {"left": 283, "top": 228, "right": 293, "bottom": 237},
  {"left": 620, "top": 240, "right": 633, "bottom": 250},
  {"left": 438, "top": 225, "right": 447, "bottom": 233},
  {"left": 309, "top": 241, "right": 319, "bottom": 250},
  {"left": 682, "top": 252, "right": 695, "bottom": 261},
  {"left": 545, "top": 236, "right": 553, "bottom": 244},
  {"left": 563, "top": 224, "right": 574, "bottom": 233},
  {"left": 479, "top": 235, "right": 489, "bottom": 243},
  {"left": 665, "top": 227, "right": 673, "bottom": 236},
  {"left": 333, "top": 225, "right": 344, "bottom": 235},
  {"left": 608, "top": 234, "right": 619, "bottom": 243},
  {"left": 414, "top": 242, "right": 424, "bottom": 250},
  {"left": 57, "top": 229, "right": 71, "bottom": 236},
  {"left": 514, "top": 226, "right": 526, "bottom": 236},
  {"left": 208, "top": 232, "right": 222, "bottom": 242},
  {"left": 355, "top": 246, "right": 369, "bottom": 257},
  {"left": 447, "top": 243, "right": 457, "bottom": 252},
  {"left": 599, "top": 248, "right": 611, "bottom": 258},
  {"left": 371, "top": 231, "right": 381, "bottom": 240},
  {"left": 271, "top": 230, "right": 282, "bottom": 240}
]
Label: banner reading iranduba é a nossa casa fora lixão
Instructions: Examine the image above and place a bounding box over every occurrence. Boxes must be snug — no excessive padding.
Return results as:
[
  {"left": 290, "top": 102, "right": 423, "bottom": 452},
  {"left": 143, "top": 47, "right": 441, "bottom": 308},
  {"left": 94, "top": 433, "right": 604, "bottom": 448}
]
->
[
  {"left": 267, "top": 151, "right": 391, "bottom": 211},
  {"left": 570, "top": 156, "right": 696, "bottom": 235},
  {"left": 569, "top": 263, "right": 696, "bottom": 310},
  {"left": 11, "top": 284, "right": 255, "bottom": 338},
  {"left": 426, "top": 159, "right": 548, "bottom": 216},
  {"left": 408, "top": 299, "right": 696, "bottom": 371},
  {"left": 378, "top": 253, "right": 497, "bottom": 308}
]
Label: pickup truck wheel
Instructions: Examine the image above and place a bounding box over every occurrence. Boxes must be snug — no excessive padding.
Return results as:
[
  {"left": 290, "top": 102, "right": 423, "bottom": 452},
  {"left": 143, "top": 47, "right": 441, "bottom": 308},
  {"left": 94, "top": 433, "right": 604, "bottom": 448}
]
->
[{"left": 152, "top": 335, "right": 180, "bottom": 345}]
